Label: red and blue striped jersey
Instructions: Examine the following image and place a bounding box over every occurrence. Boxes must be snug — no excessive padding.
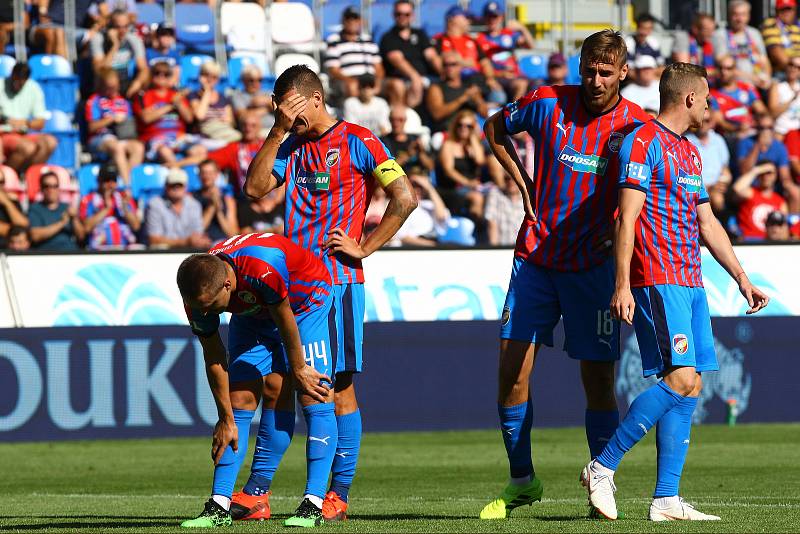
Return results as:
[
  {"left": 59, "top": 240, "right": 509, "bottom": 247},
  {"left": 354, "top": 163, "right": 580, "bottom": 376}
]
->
[
  {"left": 618, "top": 120, "right": 709, "bottom": 288},
  {"left": 186, "top": 232, "right": 332, "bottom": 336},
  {"left": 503, "top": 85, "right": 651, "bottom": 271},
  {"left": 272, "top": 120, "right": 404, "bottom": 284}
]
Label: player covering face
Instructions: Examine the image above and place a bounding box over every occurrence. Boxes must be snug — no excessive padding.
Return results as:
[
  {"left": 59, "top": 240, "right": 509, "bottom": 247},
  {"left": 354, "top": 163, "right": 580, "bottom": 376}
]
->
[
  {"left": 480, "top": 29, "right": 652, "bottom": 520},
  {"left": 581, "top": 63, "right": 769, "bottom": 521}
]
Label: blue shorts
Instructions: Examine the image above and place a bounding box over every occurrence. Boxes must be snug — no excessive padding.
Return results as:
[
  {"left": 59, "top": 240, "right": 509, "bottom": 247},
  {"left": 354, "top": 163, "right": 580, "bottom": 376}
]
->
[
  {"left": 631, "top": 284, "right": 718, "bottom": 378},
  {"left": 333, "top": 283, "right": 364, "bottom": 374},
  {"left": 227, "top": 294, "right": 338, "bottom": 384},
  {"left": 500, "top": 257, "right": 620, "bottom": 361}
]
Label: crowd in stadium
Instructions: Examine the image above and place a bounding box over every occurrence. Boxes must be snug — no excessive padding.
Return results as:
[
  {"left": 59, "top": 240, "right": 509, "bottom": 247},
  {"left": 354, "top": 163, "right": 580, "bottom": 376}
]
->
[{"left": 0, "top": 0, "right": 799, "bottom": 251}]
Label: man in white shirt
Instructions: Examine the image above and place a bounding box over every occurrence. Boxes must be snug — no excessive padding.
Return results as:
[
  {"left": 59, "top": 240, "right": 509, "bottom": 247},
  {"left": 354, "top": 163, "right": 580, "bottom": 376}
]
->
[
  {"left": 343, "top": 74, "right": 391, "bottom": 136},
  {"left": 620, "top": 55, "right": 661, "bottom": 114}
]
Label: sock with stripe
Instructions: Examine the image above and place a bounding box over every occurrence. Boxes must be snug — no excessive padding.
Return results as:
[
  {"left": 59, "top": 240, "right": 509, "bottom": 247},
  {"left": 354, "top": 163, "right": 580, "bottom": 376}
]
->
[
  {"left": 244, "top": 409, "right": 295, "bottom": 496},
  {"left": 303, "top": 403, "right": 338, "bottom": 499},
  {"left": 211, "top": 408, "right": 255, "bottom": 503},
  {"left": 498, "top": 398, "right": 535, "bottom": 482},
  {"left": 654, "top": 395, "right": 698, "bottom": 497},
  {"left": 328, "top": 410, "right": 362, "bottom": 502}
]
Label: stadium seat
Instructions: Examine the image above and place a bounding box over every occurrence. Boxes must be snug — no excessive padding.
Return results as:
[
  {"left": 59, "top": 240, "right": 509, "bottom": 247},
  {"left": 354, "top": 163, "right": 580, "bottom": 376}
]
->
[
  {"left": 269, "top": 2, "right": 316, "bottom": 54},
  {"left": 185, "top": 164, "right": 200, "bottom": 192},
  {"left": 175, "top": 4, "right": 216, "bottom": 54},
  {"left": 438, "top": 216, "right": 476, "bottom": 246},
  {"left": 420, "top": 2, "right": 452, "bottom": 38},
  {"left": 518, "top": 53, "right": 548, "bottom": 80},
  {"left": 274, "top": 53, "right": 320, "bottom": 77},
  {"left": 221, "top": 2, "right": 269, "bottom": 58},
  {"left": 130, "top": 164, "right": 167, "bottom": 203},
  {"left": 226, "top": 54, "right": 271, "bottom": 91},
  {"left": 370, "top": 1, "right": 395, "bottom": 43},
  {"left": 28, "top": 55, "right": 80, "bottom": 116},
  {"left": 0, "top": 165, "right": 26, "bottom": 203},
  {"left": 43, "top": 110, "right": 80, "bottom": 171},
  {"left": 467, "top": 0, "right": 505, "bottom": 17},
  {"left": 179, "top": 54, "right": 214, "bottom": 91},
  {"left": 77, "top": 164, "right": 101, "bottom": 196},
  {"left": 322, "top": 0, "right": 358, "bottom": 40},
  {"left": 0, "top": 55, "right": 15, "bottom": 78},
  {"left": 136, "top": 2, "right": 165, "bottom": 28},
  {"left": 25, "top": 164, "right": 77, "bottom": 204},
  {"left": 568, "top": 53, "right": 581, "bottom": 84}
]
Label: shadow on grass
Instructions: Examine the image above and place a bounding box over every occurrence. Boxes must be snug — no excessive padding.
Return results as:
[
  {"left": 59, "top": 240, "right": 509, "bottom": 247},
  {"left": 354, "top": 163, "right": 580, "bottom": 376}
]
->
[{"left": 0, "top": 516, "right": 184, "bottom": 530}]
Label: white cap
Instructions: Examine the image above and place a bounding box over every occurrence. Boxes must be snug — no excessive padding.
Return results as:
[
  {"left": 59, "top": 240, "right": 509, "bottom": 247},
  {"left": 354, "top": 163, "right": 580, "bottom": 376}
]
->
[
  {"left": 165, "top": 168, "right": 188, "bottom": 185},
  {"left": 634, "top": 55, "right": 657, "bottom": 70}
]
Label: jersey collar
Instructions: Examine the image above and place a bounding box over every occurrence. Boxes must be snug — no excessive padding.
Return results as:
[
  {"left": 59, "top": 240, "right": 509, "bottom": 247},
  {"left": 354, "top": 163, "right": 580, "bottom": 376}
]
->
[
  {"left": 653, "top": 119, "right": 684, "bottom": 141},
  {"left": 308, "top": 119, "right": 342, "bottom": 141}
]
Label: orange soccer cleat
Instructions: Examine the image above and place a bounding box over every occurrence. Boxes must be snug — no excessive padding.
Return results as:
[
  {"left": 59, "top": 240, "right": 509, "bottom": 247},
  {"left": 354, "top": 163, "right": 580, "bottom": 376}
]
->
[
  {"left": 322, "top": 491, "right": 348, "bottom": 521},
  {"left": 230, "top": 491, "right": 271, "bottom": 521}
]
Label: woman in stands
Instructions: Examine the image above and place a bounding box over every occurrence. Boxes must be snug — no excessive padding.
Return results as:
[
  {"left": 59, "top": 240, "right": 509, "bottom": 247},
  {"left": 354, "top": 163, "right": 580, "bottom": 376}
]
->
[
  {"left": 189, "top": 61, "right": 241, "bottom": 150},
  {"left": 436, "top": 109, "right": 488, "bottom": 221}
]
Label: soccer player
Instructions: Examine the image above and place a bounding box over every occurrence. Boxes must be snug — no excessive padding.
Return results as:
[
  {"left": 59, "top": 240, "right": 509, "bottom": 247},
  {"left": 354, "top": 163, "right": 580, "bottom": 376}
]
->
[
  {"left": 240, "top": 65, "right": 417, "bottom": 522},
  {"left": 177, "top": 232, "right": 338, "bottom": 528},
  {"left": 480, "top": 30, "right": 652, "bottom": 520},
  {"left": 581, "top": 63, "right": 769, "bottom": 521}
]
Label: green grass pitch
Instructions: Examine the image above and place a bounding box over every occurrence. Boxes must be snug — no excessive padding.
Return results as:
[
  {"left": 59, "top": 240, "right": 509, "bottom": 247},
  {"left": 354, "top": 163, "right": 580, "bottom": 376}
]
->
[{"left": 1, "top": 423, "right": 798, "bottom": 533}]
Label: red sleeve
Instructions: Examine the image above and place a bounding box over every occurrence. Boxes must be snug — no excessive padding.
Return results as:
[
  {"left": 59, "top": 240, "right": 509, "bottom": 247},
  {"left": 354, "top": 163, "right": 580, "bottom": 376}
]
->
[
  {"left": 785, "top": 130, "right": 800, "bottom": 160},
  {"left": 208, "top": 143, "right": 237, "bottom": 171},
  {"left": 132, "top": 91, "right": 147, "bottom": 117}
]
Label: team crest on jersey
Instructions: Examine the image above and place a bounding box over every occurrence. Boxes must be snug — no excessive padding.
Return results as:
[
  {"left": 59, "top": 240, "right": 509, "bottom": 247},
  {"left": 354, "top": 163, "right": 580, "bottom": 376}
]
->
[
  {"left": 325, "top": 149, "right": 340, "bottom": 167},
  {"left": 558, "top": 146, "right": 608, "bottom": 175},
  {"left": 501, "top": 307, "right": 511, "bottom": 326},
  {"left": 673, "top": 334, "right": 689, "bottom": 355},
  {"left": 238, "top": 291, "right": 256, "bottom": 304},
  {"left": 691, "top": 152, "right": 702, "bottom": 172},
  {"left": 608, "top": 132, "right": 624, "bottom": 152}
]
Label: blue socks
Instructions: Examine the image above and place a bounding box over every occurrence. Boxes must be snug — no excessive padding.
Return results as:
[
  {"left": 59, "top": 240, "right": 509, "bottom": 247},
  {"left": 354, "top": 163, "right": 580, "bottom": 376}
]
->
[
  {"left": 498, "top": 399, "right": 534, "bottom": 479},
  {"left": 212, "top": 408, "right": 255, "bottom": 498},
  {"left": 244, "top": 409, "right": 295, "bottom": 496},
  {"left": 654, "top": 395, "right": 698, "bottom": 497},
  {"left": 303, "top": 403, "right": 338, "bottom": 499},
  {"left": 597, "top": 381, "right": 684, "bottom": 471},
  {"left": 585, "top": 409, "right": 620, "bottom": 459},
  {"left": 328, "top": 410, "right": 362, "bottom": 503}
]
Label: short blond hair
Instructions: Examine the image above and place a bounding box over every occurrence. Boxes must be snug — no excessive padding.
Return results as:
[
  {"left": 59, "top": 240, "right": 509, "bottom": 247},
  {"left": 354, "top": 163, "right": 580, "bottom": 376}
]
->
[{"left": 200, "top": 60, "right": 222, "bottom": 77}]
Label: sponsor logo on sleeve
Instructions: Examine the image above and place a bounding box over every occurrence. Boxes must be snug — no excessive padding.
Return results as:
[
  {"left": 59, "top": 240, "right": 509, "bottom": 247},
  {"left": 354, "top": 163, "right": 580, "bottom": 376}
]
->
[{"left": 626, "top": 162, "right": 651, "bottom": 182}]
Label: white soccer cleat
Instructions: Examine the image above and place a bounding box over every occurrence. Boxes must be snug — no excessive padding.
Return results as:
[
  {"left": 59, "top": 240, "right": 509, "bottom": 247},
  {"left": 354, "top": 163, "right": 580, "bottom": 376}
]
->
[
  {"left": 580, "top": 460, "right": 618, "bottom": 520},
  {"left": 649, "top": 497, "right": 721, "bottom": 521}
]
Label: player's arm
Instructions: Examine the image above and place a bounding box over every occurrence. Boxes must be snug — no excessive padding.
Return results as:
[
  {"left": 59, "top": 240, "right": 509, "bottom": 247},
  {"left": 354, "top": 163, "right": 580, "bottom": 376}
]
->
[
  {"left": 697, "top": 202, "right": 769, "bottom": 314},
  {"left": 730, "top": 163, "right": 770, "bottom": 202},
  {"left": 196, "top": 330, "right": 238, "bottom": 465},
  {"left": 484, "top": 111, "right": 534, "bottom": 219},
  {"left": 610, "top": 187, "right": 646, "bottom": 325},
  {"left": 243, "top": 93, "right": 306, "bottom": 200},
  {"left": 267, "top": 298, "right": 332, "bottom": 403}
]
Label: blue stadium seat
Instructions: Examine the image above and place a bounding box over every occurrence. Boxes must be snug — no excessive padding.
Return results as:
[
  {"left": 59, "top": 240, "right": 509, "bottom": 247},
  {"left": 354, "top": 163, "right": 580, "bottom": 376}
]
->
[
  {"left": 438, "top": 216, "right": 476, "bottom": 246},
  {"left": 227, "top": 54, "right": 271, "bottom": 91},
  {"left": 518, "top": 54, "right": 548, "bottom": 80},
  {"left": 370, "top": 2, "right": 395, "bottom": 43},
  {"left": 78, "top": 164, "right": 101, "bottom": 196},
  {"left": 131, "top": 164, "right": 167, "bottom": 202},
  {"left": 28, "top": 54, "right": 80, "bottom": 116},
  {"left": 467, "top": 0, "right": 505, "bottom": 17},
  {"left": 0, "top": 55, "right": 15, "bottom": 78},
  {"left": 179, "top": 54, "right": 214, "bottom": 91},
  {"left": 420, "top": 2, "right": 452, "bottom": 38},
  {"left": 44, "top": 110, "right": 79, "bottom": 170},
  {"left": 322, "top": 0, "right": 358, "bottom": 40},
  {"left": 568, "top": 53, "right": 581, "bottom": 84},
  {"left": 185, "top": 165, "right": 201, "bottom": 192},
  {"left": 175, "top": 4, "right": 216, "bottom": 54},
  {"left": 136, "top": 2, "right": 165, "bottom": 27}
]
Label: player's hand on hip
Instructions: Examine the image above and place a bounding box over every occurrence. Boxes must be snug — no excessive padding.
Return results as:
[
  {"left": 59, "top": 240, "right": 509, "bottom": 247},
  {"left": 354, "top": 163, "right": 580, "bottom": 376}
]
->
[
  {"left": 737, "top": 273, "right": 770, "bottom": 314},
  {"left": 272, "top": 93, "right": 307, "bottom": 133},
  {"left": 325, "top": 228, "right": 367, "bottom": 259},
  {"left": 211, "top": 419, "right": 238, "bottom": 465},
  {"left": 610, "top": 288, "right": 635, "bottom": 325},
  {"left": 293, "top": 365, "right": 332, "bottom": 403}
]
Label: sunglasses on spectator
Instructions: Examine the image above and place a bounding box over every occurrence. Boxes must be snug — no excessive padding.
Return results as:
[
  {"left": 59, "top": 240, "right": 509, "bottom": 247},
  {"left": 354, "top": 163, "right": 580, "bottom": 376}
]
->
[
  {"left": 390, "top": 116, "right": 406, "bottom": 122},
  {"left": 244, "top": 77, "right": 261, "bottom": 82},
  {"left": 443, "top": 62, "right": 460, "bottom": 68},
  {"left": 394, "top": 10, "right": 412, "bottom": 17},
  {"left": 153, "top": 70, "right": 172, "bottom": 77},
  {"left": 202, "top": 73, "right": 219, "bottom": 79},
  {"left": 457, "top": 122, "right": 474, "bottom": 128},
  {"left": 789, "top": 63, "right": 800, "bottom": 69},
  {"left": 167, "top": 182, "right": 185, "bottom": 188},
  {"left": 42, "top": 182, "right": 59, "bottom": 189},
  {"left": 719, "top": 64, "right": 736, "bottom": 70}
]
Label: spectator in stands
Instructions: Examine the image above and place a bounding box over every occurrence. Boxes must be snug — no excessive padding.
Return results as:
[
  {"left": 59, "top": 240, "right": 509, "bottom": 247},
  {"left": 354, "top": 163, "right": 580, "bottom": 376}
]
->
[
  {"left": 28, "top": 170, "right": 85, "bottom": 250},
  {"left": 381, "top": 105, "right": 434, "bottom": 172},
  {"left": 485, "top": 174, "right": 524, "bottom": 246},
  {"left": 781, "top": 126, "right": 800, "bottom": 179},
  {"left": 133, "top": 61, "right": 205, "bottom": 168},
  {"left": 202, "top": 111, "right": 264, "bottom": 196},
  {"left": 145, "top": 24, "right": 181, "bottom": 88},
  {"left": 764, "top": 210, "right": 794, "bottom": 240},
  {"left": 343, "top": 74, "right": 391, "bottom": 136},
  {"left": 624, "top": 13, "right": 665, "bottom": 67},
  {"left": 476, "top": 1, "right": 534, "bottom": 101},
  {"left": 193, "top": 159, "right": 238, "bottom": 243},
  {"left": 89, "top": 0, "right": 138, "bottom": 26},
  {"left": 737, "top": 113, "right": 800, "bottom": 211},
  {"left": 712, "top": 0, "right": 771, "bottom": 89},
  {"left": 542, "top": 52, "right": 569, "bottom": 86},
  {"left": 436, "top": 109, "right": 487, "bottom": 219},
  {"left": 85, "top": 68, "right": 145, "bottom": 185},
  {"left": 732, "top": 161, "right": 788, "bottom": 240},
  {"left": 324, "top": 6, "right": 384, "bottom": 102},
  {"left": 394, "top": 172, "right": 450, "bottom": 246},
  {"left": 620, "top": 55, "right": 661, "bottom": 114},
  {"left": 0, "top": 63, "right": 56, "bottom": 173},
  {"left": 0, "top": 3, "right": 14, "bottom": 58},
  {"left": 0, "top": 166, "right": 28, "bottom": 248},
  {"left": 6, "top": 225, "right": 31, "bottom": 251},
  {"left": 229, "top": 64, "right": 275, "bottom": 133},
  {"left": 686, "top": 109, "right": 731, "bottom": 216},
  {"left": 435, "top": 6, "right": 504, "bottom": 103},
  {"left": 380, "top": 0, "right": 441, "bottom": 108},
  {"left": 90, "top": 9, "right": 149, "bottom": 99},
  {"left": 768, "top": 55, "right": 800, "bottom": 137},
  {"left": 79, "top": 163, "right": 140, "bottom": 250},
  {"left": 672, "top": 13, "right": 718, "bottom": 81},
  {"left": 237, "top": 186, "right": 284, "bottom": 234},
  {"left": 145, "top": 167, "right": 210, "bottom": 249},
  {"left": 761, "top": 0, "right": 800, "bottom": 75},
  {"left": 711, "top": 54, "right": 767, "bottom": 139},
  {"left": 426, "top": 51, "right": 489, "bottom": 133},
  {"left": 189, "top": 61, "right": 241, "bottom": 149},
  {"left": 30, "top": 0, "right": 94, "bottom": 58}
]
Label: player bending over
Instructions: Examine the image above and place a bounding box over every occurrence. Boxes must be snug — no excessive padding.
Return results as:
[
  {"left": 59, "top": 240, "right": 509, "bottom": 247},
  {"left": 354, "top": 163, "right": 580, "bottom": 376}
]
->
[
  {"left": 177, "top": 232, "right": 339, "bottom": 528},
  {"left": 480, "top": 30, "right": 651, "bottom": 519},
  {"left": 581, "top": 62, "right": 769, "bottom": 521}
]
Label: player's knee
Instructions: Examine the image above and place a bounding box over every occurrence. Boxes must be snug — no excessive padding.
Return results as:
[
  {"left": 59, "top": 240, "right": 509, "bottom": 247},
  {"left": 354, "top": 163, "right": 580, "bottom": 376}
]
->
[
  {"left": 334, "top": 373, "right": 358, "bottom": 414},
  {"left": 230, "top": 380, "right": 262, "bottom": 410},
  {"left": 664, "top": 368, "right": 697, "bottom": 397}
]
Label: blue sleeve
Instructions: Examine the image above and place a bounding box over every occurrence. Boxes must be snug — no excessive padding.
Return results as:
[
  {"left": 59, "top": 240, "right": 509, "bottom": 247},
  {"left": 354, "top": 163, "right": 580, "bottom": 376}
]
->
[
  {"left": 502, "top": 94, "right": 545, "bottom": 139},
  {"left": 698, "top": 182, "right": 710, "bottom": 204},
  {"left": 737, "top": 137, "right": 754, "bottom": 160},
  {"left": 272, "top": 137, "right": 294, "bottom": 185},
  {"left": 618, "top": 129, "right": 657, "bottom": 193},
  {"left": 238, "top": 247, "right": 290, "bottom": 304},
  {"left": 774, "top": 141, "right": 790, "bottom": 169}
]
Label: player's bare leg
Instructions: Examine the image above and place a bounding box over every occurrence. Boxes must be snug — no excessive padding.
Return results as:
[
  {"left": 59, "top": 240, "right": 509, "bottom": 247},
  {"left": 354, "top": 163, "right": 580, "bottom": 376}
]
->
[
  {"left": 479, "top": 340, "right": 544, "bottom": 519},
  {"left": 323, "top": 373, "right": 359, "bottom": 521}
]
